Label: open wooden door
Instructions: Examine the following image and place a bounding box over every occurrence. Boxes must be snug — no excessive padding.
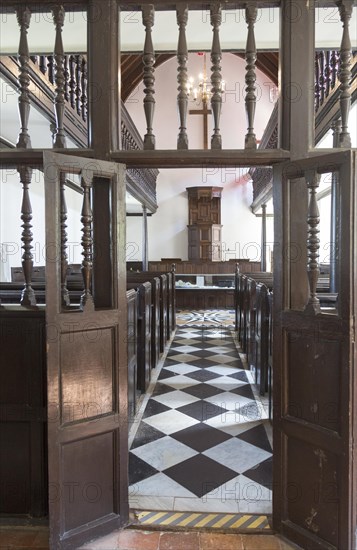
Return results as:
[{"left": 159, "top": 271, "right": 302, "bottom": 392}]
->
[
  {"left": 44, "top": 152, "right": 128, "bottom": 549},
  {"left": 273, "top": 150, "right": 356, "bottom": 549}
]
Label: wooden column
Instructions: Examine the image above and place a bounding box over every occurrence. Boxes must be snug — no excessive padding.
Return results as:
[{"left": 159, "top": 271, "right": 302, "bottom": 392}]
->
[
  {"left": 16, "top": 6, "right": 32, "bottom": 148},
  {"left": 60, "top": 176, "right": 70, "bottom": 307},
  {"left": 279, "top": 0, "right": 315, "bottom": 157},
  {"left": 330, "top": 119, "right": 342, "bottom": 293},
  {"left": 337, "top": 0, "right": 353, "bottom": 148},
  {"left": 16, "top": 6, "right": 36, "bottom": 307},
  {"left": 142, "top": 4, "right": 156, "bottom": 150},
  {"left": 80, "top": 171, "right": 94, "bottom": 311},
  {"left": 261, "top": 203, "right": 267, "bottom": 271},
  {"left": 52, "top": 6, "right": 67, "bottom": 148},
  {"left": 176, "top": 4, "right": 189, "bottom": 150},
  {"left": 305, "top": 170, "right": 321, "bottom": 314},
  {"left": 210, "top": 4, "right": 223, "bottom": 150},
  {"left": 19, "top": 165, "right": 36, "bottom": 307},
  {"left": 88, "top": 0, "right": 120, "bottom": 157},
  {"left": 142, "top": 205, "right": 148, "bottom": 271},
  {"left": 244, "top": 3, "right": 258, "bottom": 150}
]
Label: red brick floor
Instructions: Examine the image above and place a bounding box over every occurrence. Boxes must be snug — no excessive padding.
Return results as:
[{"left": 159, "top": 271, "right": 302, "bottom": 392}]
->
[{"left": 0, "top": 526, "right": 302, "bottom": 549}]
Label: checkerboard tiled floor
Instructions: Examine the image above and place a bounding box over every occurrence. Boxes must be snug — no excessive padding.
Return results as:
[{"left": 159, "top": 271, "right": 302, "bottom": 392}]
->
[{"left": 129, "top": 322, "right": 272, "bottom": 515}]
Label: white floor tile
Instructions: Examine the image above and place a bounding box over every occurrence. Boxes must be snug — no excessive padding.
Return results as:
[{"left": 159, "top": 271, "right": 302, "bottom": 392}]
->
[
  {"left": 206, "top": 365, "right": 245, "bottom": 375},
  {"left": 170, "top": 345, "right": 202, "bottom": 353},
  {"left": 163, "top": 363, "right": 200, "bottom": 375},
  {"left": 129, "top": 472, "right": 196, "bottom": 498},
  {"left": 203, "top": 438, "right": 272, "bottom": 473},
  {"left": 129, "top": 495, "right": 175, "bottom": 511},
  {"left": 204, "top": 416, "right": 263, "bottom": 436},
  {"left": 152, "top": 389, "right": 200, "bottom": 408},
  {"left": 162, "top": 374, "right": 201, "bottom": 390},
  {"left": 142, "top": 409, "right": 198, "bottom": 434},
  {"left": 206, "top": 376, "right": 249, "bottom": 391},
  {"left": 131, "top": 436, "right": 197, "bottom": 471},
  {"left": 204, "top": 391, "right": 253, "bottom": 412},
  {"left": 173, "top": 497, "right": 239, "bottom": 514}
]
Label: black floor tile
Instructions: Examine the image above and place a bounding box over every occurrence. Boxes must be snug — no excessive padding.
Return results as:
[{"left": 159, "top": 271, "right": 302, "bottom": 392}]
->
[
  {"left": 176, "top": 400, "right": 228, "bottom": 422},
  {"left": 131, "top": 422, "right": 166, "bottom": 450},
  {"left": 158, "top": 368, "right": 176, "bottom": 380},
  {"left": 181, "top": 383, "right": 225, "bottom": 400},
  {"left": 171, "top": 422, "right": 232, "bottom": 452},
  {"left": 230, "top": 384, "right": 256, "bottom": 401},
  {"left": 142, "top": 399, "right": 171, "bottom": 419},
  {"left": 228, "top": 370, "right": 250, "bottom": 382},
  {"left": 184, "top": 369, "right": 221, "bottom": 382},
  {"left": 236, "top": 424, "right": 272, "bottom": 453},
  {"left": 129, "top": 453, "right": 158, "bottom": 484},
  {"left": 152, "top": 382, "right": 175, "bottom": 396},
  {"left": 187, "top": 358, "right": 218, "bottom": 368},
  {"left": 163, "top": 454, "right": 237, "bottom": 498},
  {"left": 242, "top": 457, "right": 273, "bottom": 490}
]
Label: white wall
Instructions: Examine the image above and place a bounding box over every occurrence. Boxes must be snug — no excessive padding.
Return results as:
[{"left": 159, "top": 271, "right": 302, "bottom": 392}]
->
[
  {"left": 126, "top": 167, "right": 275, "bottom": 265},
  {"left": 125, "top": 53, "right": 276, "bottom": 263}
]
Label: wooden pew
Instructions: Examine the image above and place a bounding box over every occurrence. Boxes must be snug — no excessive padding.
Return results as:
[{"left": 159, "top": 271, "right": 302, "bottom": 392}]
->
[
  {"left": 127, "top": 289, "right": 138, "bottom": 424},
  {"left": 254, "top": 284, "right": 270, "bottom": 396},
  {"left": 127, "top": 274, "right": 161, "bottom": 370},
  {"left": 127, "top": 272, "right": 171, "bottom": 352},
  {"left": 126, "top": 281, "right": 152, "bottom": 392}
]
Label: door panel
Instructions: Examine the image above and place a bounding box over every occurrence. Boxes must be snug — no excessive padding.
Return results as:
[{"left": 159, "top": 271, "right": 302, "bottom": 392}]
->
[
  {"left": 273, "top": 151, "right": 356, "bottom": 550},
  {"left": 44, "top": 152, "right": 128, "bottom": 549}
]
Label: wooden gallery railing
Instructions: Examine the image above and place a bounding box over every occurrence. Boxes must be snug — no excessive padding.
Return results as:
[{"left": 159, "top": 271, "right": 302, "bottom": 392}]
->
[{"left": 251, "top": 48, "right": 357, "bottom": 206}]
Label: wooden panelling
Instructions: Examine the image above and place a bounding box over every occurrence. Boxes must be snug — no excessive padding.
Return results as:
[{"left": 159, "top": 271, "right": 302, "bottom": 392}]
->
[
  {"left": 60, "top": 328, "right": 114, "bottom": 424},
  {"left": 62, "top": 432, "right": 115, "bottom": 533},
  {"left": 0, "top": 310, "right": 47, "bottom": 517},
  {"left": 287, "top": 332, "right": 340, "bottom": 433}
]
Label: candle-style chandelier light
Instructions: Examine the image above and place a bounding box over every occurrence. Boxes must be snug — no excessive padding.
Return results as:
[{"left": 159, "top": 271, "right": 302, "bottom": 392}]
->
[{"left": 187, "top": 52, "right": 225, "bottom": 104}]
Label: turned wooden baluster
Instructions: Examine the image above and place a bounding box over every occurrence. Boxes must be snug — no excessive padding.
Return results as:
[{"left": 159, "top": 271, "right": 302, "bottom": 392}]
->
[
  {"left": 337, "top": 0, "right": 353, "bottom": 148},
  {"left": 47, "top": 55, "right": 54, "bottom": 84},
  {"left": 81, "top": 56, "right": 87, "bottom": 122},
  {"left": 52, "top": 6, "right": 67, "bottom": 148},
  {"left": 244, "top": 3, "right": 258, "bottom": 149},
  {"left": 60, "top": 173, "right": 70, "bottom": 307},
  {"left": 324, "top": 51, "right": 331, "bottom": 97},
  {"left": 314, "top": 52, "right": 320, "bottom": 112},
  {"left": 210, "top": 3, "right": 223, "bottom": 150},
  {"left": 80, "top": 171, "right": 94, "bottom": 311},
  {"left": 16, "top": 6, "right": 32, "bottom": 148},
  {"left": 64, "top": 55, "right": 69, "bottom": 102},
  {"left": 176, "top": 4, "right": 189, "bottom": 150},
  {"left": 142, "top": 4, "right": 156, "bottom": 150},
  {"left": 330, "top": 50, "right": 339, "bottom": 89},
  {"left": 69, "top": 55, "right": 76, "bottom": 109},
  {"left": 318, "top": 51, "right": 325, "bottom": 105},
  {"left": 75, "top": 54, "right": 82, "bottom": 116},
  {"left": 18, "top": 165, "right": 37, "bottom": 307},
  {"left": 39, "top": 55, "right": 47, "bottom": 76},
  {"left": 305, "top": 170, "right": 321, "bottom": 314}
]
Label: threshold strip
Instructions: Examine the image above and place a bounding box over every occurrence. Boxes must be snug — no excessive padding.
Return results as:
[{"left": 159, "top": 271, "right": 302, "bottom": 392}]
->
[{"left": 134, "top": 510, "right": 271, "bottom": 531}]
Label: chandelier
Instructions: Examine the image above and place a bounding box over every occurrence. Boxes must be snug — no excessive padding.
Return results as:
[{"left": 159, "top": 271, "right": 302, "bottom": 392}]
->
[{"left": 187, "top": 52, "right": 225, "bottom": 104}]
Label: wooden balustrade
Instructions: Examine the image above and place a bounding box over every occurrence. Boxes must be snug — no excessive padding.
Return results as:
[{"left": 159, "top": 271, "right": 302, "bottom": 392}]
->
[{"left": 314, "top": 50, "right": 341, "bottom": 112}]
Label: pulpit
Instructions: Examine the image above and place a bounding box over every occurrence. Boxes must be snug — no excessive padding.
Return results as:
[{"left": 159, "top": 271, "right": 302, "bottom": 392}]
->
[{"left": 186, "top": 186, "right": 222, "bottom": 261}]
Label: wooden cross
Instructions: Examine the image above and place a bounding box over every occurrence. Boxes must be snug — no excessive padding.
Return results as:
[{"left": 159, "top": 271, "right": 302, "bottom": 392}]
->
[{"left": 189, "top": 98, "right": 212, "bottom": 150}]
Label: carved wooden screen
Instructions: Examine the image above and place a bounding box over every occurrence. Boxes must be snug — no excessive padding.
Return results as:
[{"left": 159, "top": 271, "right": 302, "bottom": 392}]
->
[
  {"left": 273, "top": 150, "right": 356, "bottom": 549},
  {"left": 44, "top": 152, "right": 128, "bottom": 549}
]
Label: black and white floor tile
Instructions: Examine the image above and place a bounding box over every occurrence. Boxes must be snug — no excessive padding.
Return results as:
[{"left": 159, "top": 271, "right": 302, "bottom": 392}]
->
[
  {"left": 129, "top": 322, "right": 272, "bottom": 515},
  {"left": 176, "top": 309, "right": 235, "bottom": 328}
]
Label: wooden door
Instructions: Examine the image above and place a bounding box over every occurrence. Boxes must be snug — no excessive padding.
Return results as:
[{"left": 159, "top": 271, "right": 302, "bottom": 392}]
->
[
  {"left": 44, "top": 152, "right": 128, "bottom": 549},
  {"left": 273, "top": 151, "right": 356, "bottom": 549}
]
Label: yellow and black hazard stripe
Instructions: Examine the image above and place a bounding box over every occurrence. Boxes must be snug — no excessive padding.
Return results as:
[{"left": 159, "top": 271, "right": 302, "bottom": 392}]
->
[{"left": 133, "top": 510, "right": 271, "bottom": 531}]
